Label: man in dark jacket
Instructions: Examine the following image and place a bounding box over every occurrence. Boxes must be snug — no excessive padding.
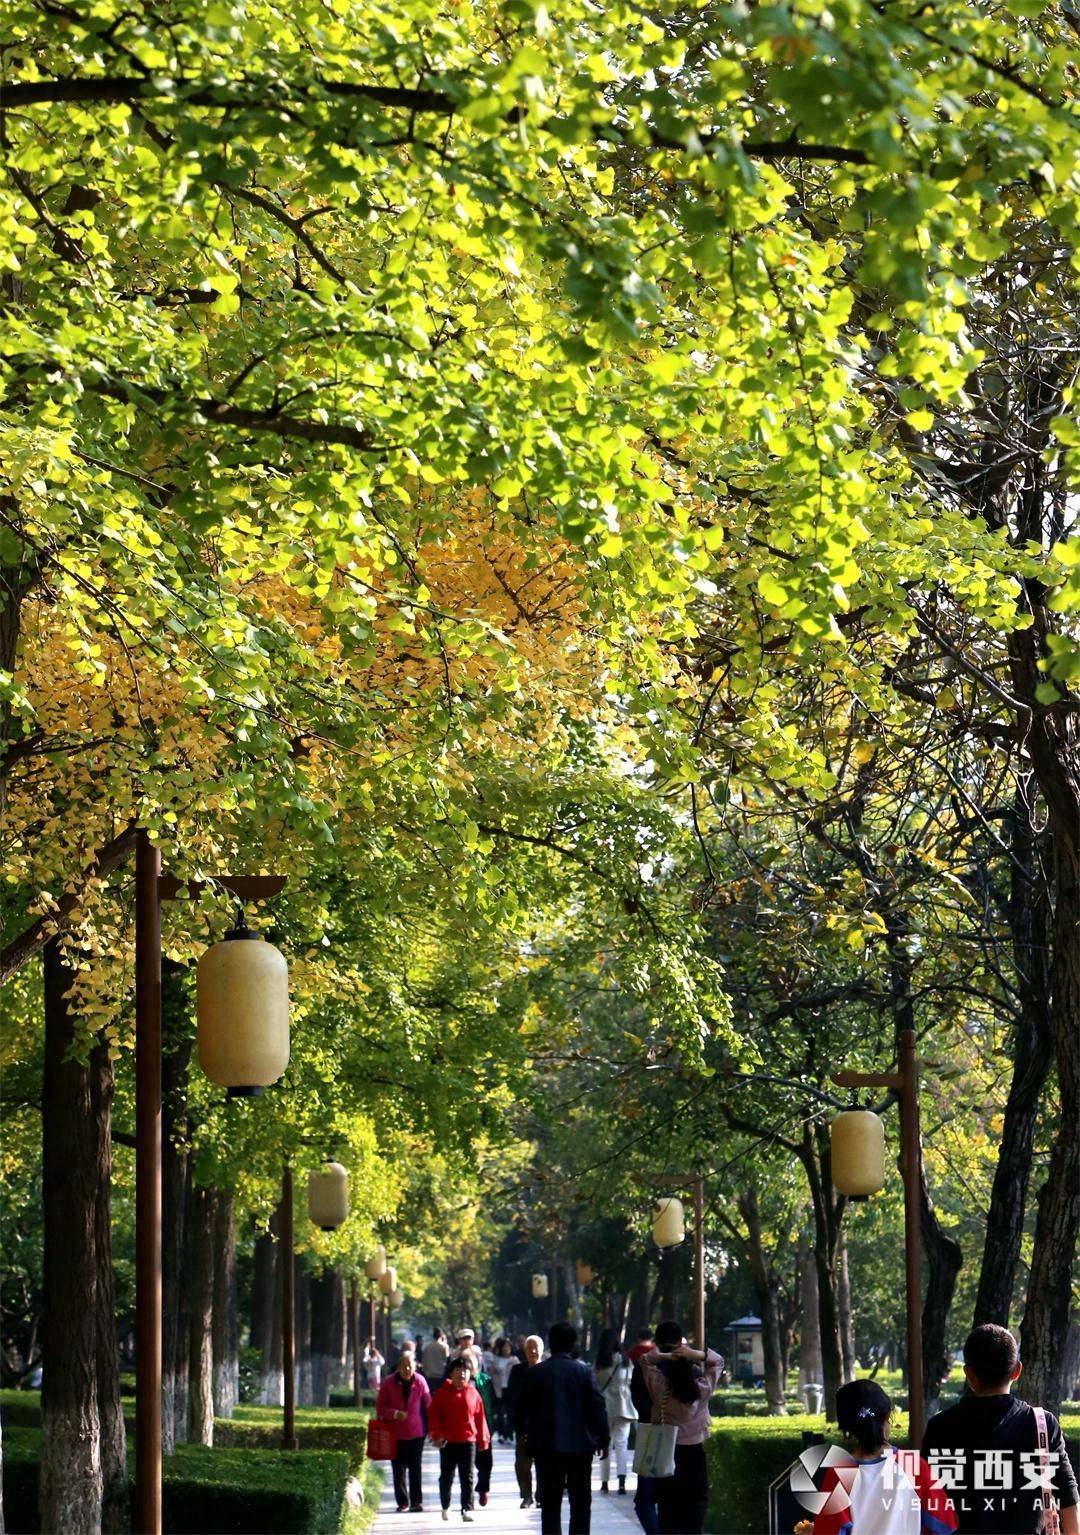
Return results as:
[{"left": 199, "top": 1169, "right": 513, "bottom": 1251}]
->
[
  {"left": 922, "top": 1324, "right": 1079, "bottom": 1534},
  {"left": 516, "top": 1322, "right": 609, "bottom": 1535}
]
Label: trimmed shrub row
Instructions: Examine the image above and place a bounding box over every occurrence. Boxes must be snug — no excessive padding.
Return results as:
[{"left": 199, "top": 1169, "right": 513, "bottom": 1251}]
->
[{"left": 1, "top": 1416, "right": 369, "bottom": 1535}]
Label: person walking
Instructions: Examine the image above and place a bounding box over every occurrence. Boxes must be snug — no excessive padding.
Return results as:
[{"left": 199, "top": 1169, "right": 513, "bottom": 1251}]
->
[
  {"left": 516, "top": 1320, "right": 609, "bottom": 1535},
  {"left": 428, "top": 1355, "right": 490, "bottom": 1524},
  {"left": 639, "top": 1320, "right": 723, "bottom": 1535},
  {"left": 629, "top": 1333, "right": 659, "bottom": 1535},
  {"left": 363, "top": 1336, "right": 385, "bottom": 1390},
  {"left": 795, "top": 1379, "right": 957, "bottom": 1535},
  {"left": 508, "top": 1333, "right": 545, "bottom": 1508},
  {"left": 422, "top": 1327, "right": 450, "bottom": 1382},
  {"left": 376, "top": 1348, "right": 431, "bottom": 1513},
  {"left": 922, "top": 1324, "right": 1079, "bottom": 1534},
  {"left": 489, "top": 1338, "right": 516, "bottom": 1442},
  {"left": 472, "top": 1352, "right": 497, "bottom": 1508},
  {"left": 595, "top": 1328, "right": 637, "bottom": 1495}
]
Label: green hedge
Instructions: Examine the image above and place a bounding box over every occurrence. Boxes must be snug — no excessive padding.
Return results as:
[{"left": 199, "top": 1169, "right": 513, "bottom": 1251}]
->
[{"left": 1, "top": 1425, "right": 354, "bottom": 1535}]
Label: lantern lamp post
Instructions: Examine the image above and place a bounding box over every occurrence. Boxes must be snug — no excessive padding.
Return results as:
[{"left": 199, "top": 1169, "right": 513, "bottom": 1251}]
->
[
  {"left": 135, "top": 833, "right": 285, "bottom": 1535},
  {"left": 531, "top": 1272, "right": 549, "bottom": 1299},
  {"left": 308, "top": 1162, "right": 349, "bottom": 1231},
  {"left": 365, "top": 1247, "right": 387, "bottom": 1349},
  {"left": 649, "top": 1175, "right": 706, "bottom": 1349},
  {"left": 831, "top": 1028, "right": 924, "bottom": 1446}
]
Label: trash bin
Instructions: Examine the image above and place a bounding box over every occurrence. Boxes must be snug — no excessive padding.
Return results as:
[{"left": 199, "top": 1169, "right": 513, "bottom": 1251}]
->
[{"left": 803, "top": 1383, "right": 824, "bottom": 1414}]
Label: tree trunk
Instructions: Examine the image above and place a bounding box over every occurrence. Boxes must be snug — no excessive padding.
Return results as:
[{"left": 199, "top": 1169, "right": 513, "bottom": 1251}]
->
[
  {"left": 837, "top": 1238, "right": 856, "bottom": 1384},
  {"left": 737, "top": 1188, "right": 787, "bottom": 1414},
  {"left": 250, "top": 1224, "right": 281, "bottom": 1405},
  {"left": 801, "top": 1127, "right": 844, "bottom": 1419},
  {"left": 973, "top": 796, "right": 1054, "bottom": 1329},
  {"left": 310, "top": 1271, "right": 336, "bottom": 1407},
  {"left": 332, "top": 1270, "right": 347, "bottom": 1389},
  {"left": 40, "top": 940, "right": 103, "bottom": 1535},
  {"left": 920, "top": 1165, "right": 963, "bottom": 1416},
  {"left": 1020, "top": 837, "right": 1080, "bottom": 1412},
  {"left": 296, "top": 1260, "right": 313, "bottom": 1407},
  {"left": 265, "top": 1212, "right": 285, "bottom": 1407},
  {"left": 161, "top": 962, "right": 191, "bottom": 1455},
  {"left": 186, "top": 1185, "right": 215, "bottom": 1445},
  {"left": 798, "top": 1240, "right": 823, "bottom": 1391},
  {"left": 90, "top": 1037, "right": 128, "bottom": 1534},
  {"left": 212, "top": 1191, "right": 238, "bottom": 1419}
]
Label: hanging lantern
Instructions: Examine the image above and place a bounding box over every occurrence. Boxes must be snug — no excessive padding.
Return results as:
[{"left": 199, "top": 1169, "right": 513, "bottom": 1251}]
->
[
  {"left": 197, "top": 914, "right": 289, "bottom": 1096},
  {"left": 364, "top": 1245, "right": 387, "bottom": 1281},
  {"left": 531, "top": 1273, "right": 549, "bottom": 1298},
  {"left": 379, "top": 1265, "right": 398, "bottom": 1295},
  {"left": 651, "top": 1196, "right": 685, "bottom": 1248},
  {"left": 831, "top": 1110, "right": 885, "bottom": 1199},
  {"left": 575, "top": 1260, "right": 595, "bottom": 1288},
  {"left": 389, "top": 1288, "right": 404, "bottom": 1309},
  {"left": 308, "top": 1162, "right": 349, "bottom": 1230}
]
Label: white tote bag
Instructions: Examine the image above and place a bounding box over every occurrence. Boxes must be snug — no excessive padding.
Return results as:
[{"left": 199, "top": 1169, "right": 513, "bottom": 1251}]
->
[{"left": 632, "top": 1386, "right": 678, "bottom": 1479}]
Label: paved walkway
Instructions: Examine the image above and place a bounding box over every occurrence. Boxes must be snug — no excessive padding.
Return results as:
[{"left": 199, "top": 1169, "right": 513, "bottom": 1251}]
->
[{"left": 372, "top": 1439, "right": 642, "bottom": 1535}]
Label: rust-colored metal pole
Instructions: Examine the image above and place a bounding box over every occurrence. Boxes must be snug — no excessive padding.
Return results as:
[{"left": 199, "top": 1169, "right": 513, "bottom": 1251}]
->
[
  {"left": 350, "top": 1279, "right": 362, "bottom": 1408},
  {"left": 693, "top": 1171, "right": 706, "bottom": 1350},
  {"left": 900, "top": 1030, "right": 925, "bottom": 1447},
  {"left": 281, "top": 1168, "right": 297, "bottom": 1450},
  {"left": 135, "top": 831, "right": 163, "bottom": 1535}
]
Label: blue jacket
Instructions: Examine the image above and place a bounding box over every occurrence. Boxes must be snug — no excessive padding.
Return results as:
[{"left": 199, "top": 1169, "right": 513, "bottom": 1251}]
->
[{"left": 515, "top": 1352, "right": 609, "bottom": 1456}]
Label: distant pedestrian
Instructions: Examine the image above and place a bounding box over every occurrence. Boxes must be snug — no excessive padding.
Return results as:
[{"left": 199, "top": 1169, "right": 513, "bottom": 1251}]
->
[
  {"left": 628, "top": 1327, "right": 655, "bottom": 1365},
  {"left": 428, "top": 1355, "right": 490, "bottom": 1523},
  {"left": 376, "top": 1348, "right": 431, "bottom": 1513},
  {"left": 363, "top": 1337, "right": 384, "bottom": 1390},
  {"left": 639, "top": 1320, "right": 723, "bottom": 1535},
  {"left": 422, "top": 1327, "right": 450, "bottom": 1381},
  {"left": 922, "top": 1324, "right": 1079, "bottom": 1534},
  {"left": 489, "top": 1338, "right": 516, "bottom": 1442},
  {"left": 508, "top": 1334, "right": 545, "bottom": 1508},
  {"left": 595, "top": 1328, "right": 637, "bottom": 1495},
  {"left": 517, "top": 1320, "right": 609, "bottom": 1535}
]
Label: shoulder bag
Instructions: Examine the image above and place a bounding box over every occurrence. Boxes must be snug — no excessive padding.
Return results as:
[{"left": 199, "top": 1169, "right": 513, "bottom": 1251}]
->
[{"left": 632, "top": 1383, "right": 678, "bottom": 1479}]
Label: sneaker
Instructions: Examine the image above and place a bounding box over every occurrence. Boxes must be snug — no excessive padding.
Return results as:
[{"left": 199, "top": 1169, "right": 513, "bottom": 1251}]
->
[
  {"left": 601, "top": 1482, "right": 609, "bottom": 1494},
  {"left": 410, "top": 1506, "right": 424, "bottom": 1514},
  {"left": 442, "top": 1512, "right": 449, "bottom": 1523},
  {"left": 397, "top": 1505, "right": 409, "bottom": 1514},
  {"left": 462, "top": 1514, "right": 474, "bottom": 1524},
  {"left": 618, "top": 1477, "right": 627, "bottom": 1495},
  {"left": 479, "top": 1493, "right": 488, "bottom": 1507},
  {"left": 520, "top": 1499, "right": 533, "bottom": 1509}
]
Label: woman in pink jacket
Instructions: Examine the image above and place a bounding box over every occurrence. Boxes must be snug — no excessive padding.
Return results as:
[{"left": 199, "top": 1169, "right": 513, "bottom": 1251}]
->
[
  {"left": 377, "top": 1351, "right": 432, "bottom": 1513},
  {"left": 640, "top": 1319, "right": 724, "bottom": 1535}
]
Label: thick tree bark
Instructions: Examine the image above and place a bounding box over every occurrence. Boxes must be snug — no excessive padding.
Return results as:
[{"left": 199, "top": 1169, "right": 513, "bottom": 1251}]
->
[
  {"left": 211, "top": 1191, "right": 238, "bottom": 1419},
  {"left": 161, "top": 962, "right": 191, "bottom": 1455},
  {"left": 264, "top": 1212, "right": 285, "bottom": 1407},
  {"left": 920, "top": 1166, "right": 963, "bottom": 1414},
  {"left": 973, "top": 796, "right": 1055, "bottom": 1328},
  {"left": 250, "top": 1224, "right": 281, "bottom": 1404},
  {"left": 798, "top": 1240, "right": 823, "bottom": 1391},
  {"left": 332, "top": 1270, "right": 347, "bottom": 1390},
  {"left": 296, "top": 1260, "right": 313, "bottom": 1406},
  {"left": 89, "top": 1038, "right": 128, "bottom": 1534},
  {"left": 186, "top": 1184, "right": 215, "bottom": 1446},
  {"left": 801, "top": 1125, "right": 845, "bottom": 1419},
  {"left": 837, "top": 1238, "right": 856, "bottom": 1384},
  {"left": 1020, "top": 837, "right": 1080, "bottom": 1412},
  {"left": 40, "top": 940, "right": 103, "bottom": 1535},
  {"left": 310, "top": 1270, "right": 336, "bottom": 1408}
]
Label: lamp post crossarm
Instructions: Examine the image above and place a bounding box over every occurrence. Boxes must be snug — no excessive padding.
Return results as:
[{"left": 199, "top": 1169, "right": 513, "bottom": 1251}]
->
[
  {"left": 832, "top": 1069, "right": 904, "bottom": 1091},
  {"left": 158, "top": 874, "right": 286, "bottom": 901}
]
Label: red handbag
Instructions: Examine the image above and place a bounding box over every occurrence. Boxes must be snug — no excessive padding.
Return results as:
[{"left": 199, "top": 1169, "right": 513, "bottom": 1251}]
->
[{"left": 366, "top": 1417, "right": 398, "bottom": 1461}]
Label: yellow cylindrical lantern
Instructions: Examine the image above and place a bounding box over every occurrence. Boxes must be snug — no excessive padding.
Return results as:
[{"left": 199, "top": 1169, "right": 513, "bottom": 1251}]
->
[
  {"left": 651, "top": 1196, "right": 685, "bottom": 1248},
  {"left": 831, "top": 1110, "right": 885, "bottom": 1198},
  {"left": 379, "top": 1265, "right": 397, "bottom": 1295},
  {"left": 364, "top": 1245, "right": 387, "bottom": 1280},
  {"left": 197, "top": 920, "right": 289, "bottom": 1096},
  {"left": 575, "top": 1260, "right": 594, "bottom": 1287},
  {"left": 389, "top": 1288, "right": 404, "bottom": 1309},
  {"left": 531, "top": 1273, "right": 549, "bottom": 1298},
  {"left": 308, "top": 1162, "right": 349, "bottom": 1230}
]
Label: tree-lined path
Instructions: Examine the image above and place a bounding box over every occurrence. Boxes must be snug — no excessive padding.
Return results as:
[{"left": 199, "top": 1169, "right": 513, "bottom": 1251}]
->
[{"left": 372, "top": 1444, "right": 642, "bottom": 1535}]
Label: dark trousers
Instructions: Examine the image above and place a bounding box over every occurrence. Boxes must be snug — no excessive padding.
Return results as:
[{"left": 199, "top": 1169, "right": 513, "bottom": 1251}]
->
[
  {"left": 655, "top": 1442, "right": 708, "bottom": 1535},
  {"left": 515, "top": 1440, "right": 536, "bottom": 1500},
  {"left": 391, "top": 1435, "right": 424, "bottom": 1509},
  {"left": 536, "top": 1451, "right": 593, "bottom": 1535},
  {"left": 476, "top": 1446, "right": 493, "bottom": 1496},
  {"left": 634, "top": 1474, "right": 659, "bottom": 1535},
  {"left": 439, "top": 1441, "right": 476, "bottom": 1511},
  {"left": 494, "top": 1396, "right": 512, "bottom": 1438}
]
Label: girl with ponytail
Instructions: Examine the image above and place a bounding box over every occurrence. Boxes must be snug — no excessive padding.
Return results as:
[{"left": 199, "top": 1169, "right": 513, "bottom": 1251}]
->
[{"left": 795, "top": 1381, "right": 957, "bottom": 1535}]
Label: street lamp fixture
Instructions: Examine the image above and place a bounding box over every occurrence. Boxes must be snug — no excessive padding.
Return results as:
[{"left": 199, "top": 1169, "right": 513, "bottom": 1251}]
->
[
  {"left": 651, "top": 1196, "right": 686, "bottom": 1248},
  {"left": 379, "top": 1264, "right": 398, "bottom": 1295},
  {"left": 830, "top": 1109, "right": 885, "bottom": 1199},
  {"left": 196, "top": 911, "right": 289, "bottom": 1095},
  {"left": 531, "top": 1273, "right": 549, "bottom": 1299},
  {"left": 308, "top": 1162, "right": 349, "bottom": 1230}
]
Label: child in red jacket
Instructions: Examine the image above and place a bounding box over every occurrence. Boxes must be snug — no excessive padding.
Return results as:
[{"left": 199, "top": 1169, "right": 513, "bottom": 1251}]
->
[{"left": 428, "top": 1355, "right": 491, "bottom": 1523}]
